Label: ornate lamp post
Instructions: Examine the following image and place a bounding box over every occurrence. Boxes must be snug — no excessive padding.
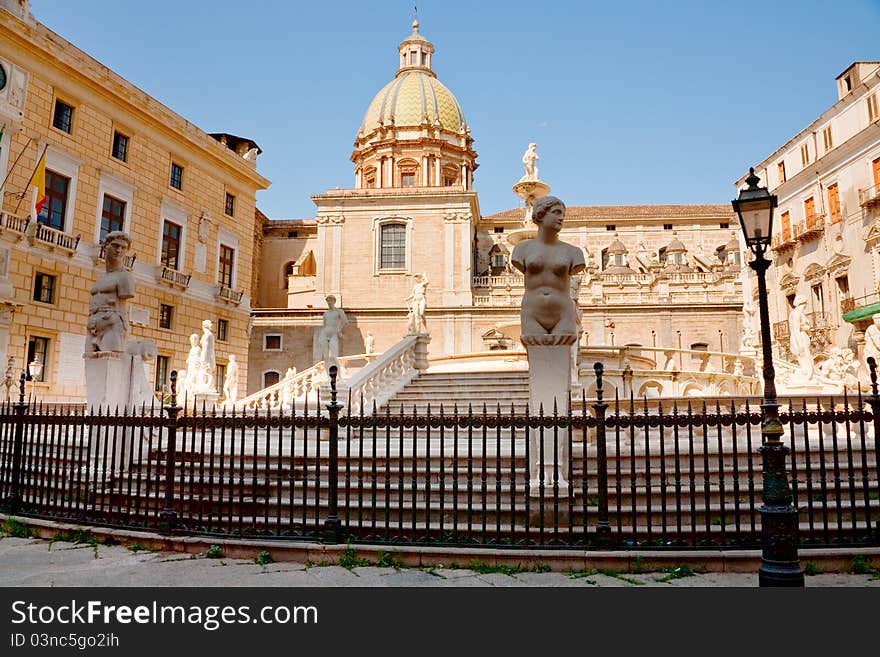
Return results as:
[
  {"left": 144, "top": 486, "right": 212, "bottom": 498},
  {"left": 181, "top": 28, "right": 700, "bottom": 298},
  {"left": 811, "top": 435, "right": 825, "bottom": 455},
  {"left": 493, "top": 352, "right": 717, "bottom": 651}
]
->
[{"left": 732, "top": 168, "right": 804, "bottom": 587}]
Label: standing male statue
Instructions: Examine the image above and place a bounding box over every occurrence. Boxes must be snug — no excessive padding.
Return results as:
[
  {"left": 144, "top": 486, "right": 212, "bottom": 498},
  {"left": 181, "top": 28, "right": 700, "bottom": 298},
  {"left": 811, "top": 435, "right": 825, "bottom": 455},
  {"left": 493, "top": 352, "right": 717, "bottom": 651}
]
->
[
  {"left": 521, "top": 143, "right": 539, "bottom": 182},
  {"left": 405, "top": 273, "right": 429, "bottom": 334},
  {"left": 317, "top": 295, "right": 348, "bottom": 366},
  {"left": 223, "top": 354, "right": 240, "bottom": 405},
  {"left": 85, "top": 231, "right": 135, "bottom": 354}
]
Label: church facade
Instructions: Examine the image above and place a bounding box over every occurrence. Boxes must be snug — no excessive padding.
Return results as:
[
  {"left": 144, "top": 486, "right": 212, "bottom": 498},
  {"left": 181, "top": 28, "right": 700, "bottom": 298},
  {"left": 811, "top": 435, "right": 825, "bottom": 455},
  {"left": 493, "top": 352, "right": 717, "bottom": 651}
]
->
[{"left": 248, "top": 22, "right": 746, "bottom": 393}]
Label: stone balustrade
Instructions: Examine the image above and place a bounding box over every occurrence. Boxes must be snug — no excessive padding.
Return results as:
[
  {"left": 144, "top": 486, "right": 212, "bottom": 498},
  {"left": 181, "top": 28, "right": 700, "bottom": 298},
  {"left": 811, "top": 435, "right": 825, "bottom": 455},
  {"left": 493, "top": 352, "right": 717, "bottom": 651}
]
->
[
  {"left": 235, "top": 361, "right": 327, "bottom": 412},
  {"left": 30, "top": 222, "right": 80, "bottom": 254},
  {"left": 0, "top": 211, "right": 29, "bottom": 236},
  {"left": 335, "top": 333, "right": 430, "bottom": 415}
]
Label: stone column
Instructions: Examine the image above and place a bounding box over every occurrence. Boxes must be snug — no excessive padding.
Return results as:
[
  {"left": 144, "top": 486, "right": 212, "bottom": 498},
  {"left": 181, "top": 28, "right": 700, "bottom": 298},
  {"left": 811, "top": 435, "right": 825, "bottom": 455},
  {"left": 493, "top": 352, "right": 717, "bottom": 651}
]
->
[{"left": 521, "top": 333, "right": 576, "bottom": 495}]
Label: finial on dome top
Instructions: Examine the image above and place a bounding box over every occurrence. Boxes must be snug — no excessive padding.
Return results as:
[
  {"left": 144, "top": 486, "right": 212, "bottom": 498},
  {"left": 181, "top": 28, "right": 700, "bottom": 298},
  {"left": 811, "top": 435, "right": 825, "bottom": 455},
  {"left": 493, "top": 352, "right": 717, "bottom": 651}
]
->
[{"left": 412, "top": 18, "right": 419, "bottom": 33}]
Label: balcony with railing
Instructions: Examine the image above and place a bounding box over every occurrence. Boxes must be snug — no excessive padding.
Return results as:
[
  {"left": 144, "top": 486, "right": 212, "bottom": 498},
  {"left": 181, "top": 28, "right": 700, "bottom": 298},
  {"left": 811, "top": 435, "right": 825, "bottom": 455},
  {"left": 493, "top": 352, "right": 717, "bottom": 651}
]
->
[
  {"left": 794, "top": 214, "right": 825, "bottom": 242},
  {"left": 156, "top": 264, "right": 191, "bottom": 290},
  {"left": 95, "top": 243, "right": 137, "bottom": 271},
  {"left": 216, "top": 284, "right": 244, "bottom": 305},
  {"left": 859, "top": 183, "right": 880, "bottom": 209},
  {"left": 774, "top": 311, "right": 836, "bottom": 360},
  {"left": 30, "top": 222, "right": 80, "bottom": 255},
  {"left": 770, "top": 230, "right": 796, "bottom": 254},
  {"left": 841, "top": 290, "right": 880, "bottom": 323},
  {"left": 0, "top": 211, "right": 29, "bottom": 238}
]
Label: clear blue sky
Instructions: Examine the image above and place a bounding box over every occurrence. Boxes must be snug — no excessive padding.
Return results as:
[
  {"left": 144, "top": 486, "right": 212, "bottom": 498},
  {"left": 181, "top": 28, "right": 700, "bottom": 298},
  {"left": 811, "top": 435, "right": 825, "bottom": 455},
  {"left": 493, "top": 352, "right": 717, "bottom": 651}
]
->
[{"left": 32, "top": 0, "right": 880, "bottom": 219}]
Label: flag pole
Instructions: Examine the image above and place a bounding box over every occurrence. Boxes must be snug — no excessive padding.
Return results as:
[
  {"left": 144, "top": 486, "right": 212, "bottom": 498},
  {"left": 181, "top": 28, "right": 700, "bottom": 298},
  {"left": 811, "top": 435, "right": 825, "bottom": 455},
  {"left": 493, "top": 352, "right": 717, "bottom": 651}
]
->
[
  {"left": 13, "top": 142, "right": 46, "bottom": 217},
  {"left": 0, "top": 133, "right": 34, "bottom": 204}
]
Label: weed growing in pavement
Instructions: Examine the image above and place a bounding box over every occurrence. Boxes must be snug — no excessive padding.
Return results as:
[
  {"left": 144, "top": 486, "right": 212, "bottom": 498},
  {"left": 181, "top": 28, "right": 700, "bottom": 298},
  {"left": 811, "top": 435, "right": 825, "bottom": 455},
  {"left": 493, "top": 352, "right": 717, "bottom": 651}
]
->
[
  {"left": 849, "top": 555, "right": 874, "bottom": 575},
  {"left": 1, "top": 519, "right": 34, "bottom": 539},
  {"left": 375, "top": 550, "right": 406, "bottom": 570},
  {"left": 255, "top": 550, "right": 274, "bottom": 566},
  {"left": 655, "top": 565, "right": 696, "bottom": 583},
  {"left": 336, "top": 544, "right": 371, "bottom": 570}
]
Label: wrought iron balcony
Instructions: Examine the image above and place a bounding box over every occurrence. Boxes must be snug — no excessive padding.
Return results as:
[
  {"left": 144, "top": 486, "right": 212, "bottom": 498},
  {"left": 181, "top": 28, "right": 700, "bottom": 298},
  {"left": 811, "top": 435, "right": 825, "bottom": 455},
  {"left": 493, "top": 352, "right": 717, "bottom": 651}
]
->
[
  {"left": 216, "top": 284, "right": 244, "bottom": 305},
  {"left": 772, "top": 319, "right": 790, "bottom": 341},
  {"left": 157, "top": 264, "right": 191, "bottom": 289},
  {"left": 30, "top": 222, "right": 80, "bottom": 255},
  {"left": 859, "top": 183, "right": 880, "bottom": 209}
]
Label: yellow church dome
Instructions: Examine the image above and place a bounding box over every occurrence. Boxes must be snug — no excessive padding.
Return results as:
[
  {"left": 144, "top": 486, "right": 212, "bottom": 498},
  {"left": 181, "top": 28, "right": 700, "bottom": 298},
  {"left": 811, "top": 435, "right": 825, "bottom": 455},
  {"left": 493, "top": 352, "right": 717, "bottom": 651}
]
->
[{"left": 359, "top": 70, "right": 467, "bottom": 136}]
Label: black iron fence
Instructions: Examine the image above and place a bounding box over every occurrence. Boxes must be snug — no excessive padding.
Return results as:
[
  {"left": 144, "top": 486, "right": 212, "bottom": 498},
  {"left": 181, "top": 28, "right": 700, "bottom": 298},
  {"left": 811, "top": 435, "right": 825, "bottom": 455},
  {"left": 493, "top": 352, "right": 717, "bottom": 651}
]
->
[{"left": 0, "top": 367, "right": 878, "bottom": 549}]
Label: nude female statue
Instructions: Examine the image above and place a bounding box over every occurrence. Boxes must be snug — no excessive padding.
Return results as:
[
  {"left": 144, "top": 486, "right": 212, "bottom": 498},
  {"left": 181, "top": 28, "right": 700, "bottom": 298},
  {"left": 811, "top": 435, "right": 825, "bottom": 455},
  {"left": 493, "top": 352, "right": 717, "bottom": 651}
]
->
[
  {"left": 85, "top": 231, "right": 135, "bottom": 353},
  {"left": 511, "top": 196, "right": 585, "bottom": 336}
]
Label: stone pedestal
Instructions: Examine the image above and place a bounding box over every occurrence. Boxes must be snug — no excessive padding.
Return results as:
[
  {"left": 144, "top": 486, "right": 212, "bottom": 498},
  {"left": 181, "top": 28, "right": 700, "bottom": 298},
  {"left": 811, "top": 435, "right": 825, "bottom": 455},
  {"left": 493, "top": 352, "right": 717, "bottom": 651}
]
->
[
  {"left": 413, "top": 333, "right": 431, "bottom": 370},
  {"left": 512, "top": 180, "right": 551, "bottom": 226},
  {"left": 83, "top": 351, "right": 135, "bottom": 478},
  {"left": 192, "top": 391, "right": 220, "bottom": 411},
  {"left": 84, "top": 351, "right": 130, "bottom": 411},
  {"left": 521, "top": 333, "right": 576, "bottom": 497}
]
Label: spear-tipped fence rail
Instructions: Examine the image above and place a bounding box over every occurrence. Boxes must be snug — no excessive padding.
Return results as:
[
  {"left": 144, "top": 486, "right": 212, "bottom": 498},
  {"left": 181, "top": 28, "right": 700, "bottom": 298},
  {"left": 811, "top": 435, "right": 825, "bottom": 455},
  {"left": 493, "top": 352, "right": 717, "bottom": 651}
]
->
[{"left": 1, "top": 365, "right": 878, "bottom": 549}]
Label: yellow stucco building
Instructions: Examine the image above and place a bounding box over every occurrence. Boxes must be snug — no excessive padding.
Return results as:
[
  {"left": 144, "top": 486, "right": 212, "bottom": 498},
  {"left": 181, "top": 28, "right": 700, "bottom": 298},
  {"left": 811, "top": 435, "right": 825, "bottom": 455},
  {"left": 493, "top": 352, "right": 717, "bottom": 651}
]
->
[{"left": 0, "top": 2, "right": 269, "bottom": 402}]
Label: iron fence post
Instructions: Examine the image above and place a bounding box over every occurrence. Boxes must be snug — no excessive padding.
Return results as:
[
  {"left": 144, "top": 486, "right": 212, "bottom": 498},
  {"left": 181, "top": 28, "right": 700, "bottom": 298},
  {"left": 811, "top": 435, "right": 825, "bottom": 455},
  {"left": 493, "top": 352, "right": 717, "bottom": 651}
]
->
[
  {"left": 3, "top": 373, "right": 28, "bottom": 513},
  {"left": 323, "top": 365, "right": 343, "bottom": 544},
  {"left": 867, "top": 357, "right": 880, "bottom": 544},
  {"left": 159, "top": 371, "right": 181, "bottom": 533},
  {"left": 592, "top": 362, "right": 610, "bottom": 543}
]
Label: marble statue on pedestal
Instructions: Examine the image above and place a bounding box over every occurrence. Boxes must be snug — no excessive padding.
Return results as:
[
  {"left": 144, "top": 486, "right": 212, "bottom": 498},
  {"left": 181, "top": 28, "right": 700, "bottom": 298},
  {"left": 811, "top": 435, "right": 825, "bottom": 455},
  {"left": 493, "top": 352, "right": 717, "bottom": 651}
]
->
[
  {"left": 316, "top": 295, "right": 347, "bottom": 366},
  {"left": 405, "top": 273, "right": 429, "bottom": 334},
  {"left": 223, "top": 354, "right": 239, "bottom": 405},
  {"left": 511, "top": 196, "right": 585, "bottom": 494},
  {"left": 788, "top": 295, "right": 813, "bottom": 381},
  {"left": 520, "top": 142, "right": 539, "bottom": 182},
  {"left": 83, "top": 231, "right": 157, "bottom": 413}
]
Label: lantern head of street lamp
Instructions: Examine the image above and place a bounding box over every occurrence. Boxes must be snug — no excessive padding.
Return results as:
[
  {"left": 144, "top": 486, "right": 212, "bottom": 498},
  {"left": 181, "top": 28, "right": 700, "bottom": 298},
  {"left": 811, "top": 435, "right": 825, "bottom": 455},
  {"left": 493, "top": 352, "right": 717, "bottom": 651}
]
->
[{"left": 732, "top": 167, "right": 777, "bottom": 252}]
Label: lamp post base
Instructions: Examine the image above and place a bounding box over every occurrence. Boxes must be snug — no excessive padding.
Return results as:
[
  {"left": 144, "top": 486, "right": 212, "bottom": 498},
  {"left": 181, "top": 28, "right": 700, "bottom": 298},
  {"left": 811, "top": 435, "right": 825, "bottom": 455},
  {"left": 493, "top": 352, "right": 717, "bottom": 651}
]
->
[{"left": 759, "top": 439, "right": 804, "bottom": 587}]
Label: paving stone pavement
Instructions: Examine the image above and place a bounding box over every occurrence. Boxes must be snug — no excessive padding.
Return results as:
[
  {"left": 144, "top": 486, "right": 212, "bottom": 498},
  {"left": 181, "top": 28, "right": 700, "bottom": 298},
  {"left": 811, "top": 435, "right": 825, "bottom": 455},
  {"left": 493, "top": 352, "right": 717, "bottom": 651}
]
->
[{"left": 1, "top": 537, "right": 878, "bottom": 587}]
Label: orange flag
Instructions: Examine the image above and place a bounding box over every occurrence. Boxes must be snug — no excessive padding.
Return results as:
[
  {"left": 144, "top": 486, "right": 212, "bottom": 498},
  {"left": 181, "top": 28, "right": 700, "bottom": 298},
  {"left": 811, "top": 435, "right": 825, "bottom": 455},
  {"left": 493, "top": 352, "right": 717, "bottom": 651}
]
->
[{"left": 29, "top": 148, "right": 46, "bottom": 216}]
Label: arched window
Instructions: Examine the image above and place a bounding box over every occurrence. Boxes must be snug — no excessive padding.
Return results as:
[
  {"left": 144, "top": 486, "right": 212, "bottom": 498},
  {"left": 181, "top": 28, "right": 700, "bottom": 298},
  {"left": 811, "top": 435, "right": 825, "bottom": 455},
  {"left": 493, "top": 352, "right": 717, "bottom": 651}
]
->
[
  {"left": 380, "top": 223, "right": 406, "bottom": 269},
  {"left": 263, "top": 370, "right": 281, "bottom": 388}
]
